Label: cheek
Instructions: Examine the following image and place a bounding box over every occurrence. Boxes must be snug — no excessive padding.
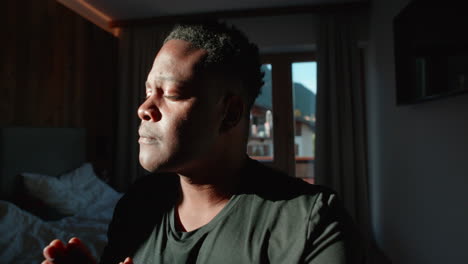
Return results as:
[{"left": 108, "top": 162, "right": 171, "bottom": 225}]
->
[
  {"left": 185, "top": 105, "right": 221, "bottom": 135},
  {"left": 162, "top": 99, "right": 223, "bottom": 149},
  {"left": 160, "top": 109, "right": 193, "bottom": 146}
]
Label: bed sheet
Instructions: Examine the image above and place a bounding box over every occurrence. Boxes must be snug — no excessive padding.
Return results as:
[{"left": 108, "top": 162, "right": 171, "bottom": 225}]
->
[{"left": 0, "top": 192, "right": 122, "bottom": 264}]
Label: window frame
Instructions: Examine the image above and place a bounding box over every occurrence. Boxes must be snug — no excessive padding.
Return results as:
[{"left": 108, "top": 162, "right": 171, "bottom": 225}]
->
[{"left": 258, "top": 52, "right": 316, "bottom": 177}]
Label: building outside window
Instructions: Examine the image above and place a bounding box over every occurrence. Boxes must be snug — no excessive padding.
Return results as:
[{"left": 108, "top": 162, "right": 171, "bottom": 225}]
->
[{"left": 247, "top": 56, "right": 316, "bottom": 183}]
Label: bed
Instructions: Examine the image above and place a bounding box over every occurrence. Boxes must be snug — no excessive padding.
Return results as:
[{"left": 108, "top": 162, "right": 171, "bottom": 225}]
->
[{"left": 0, "top": 127, "right": 122, "bottom": 264}]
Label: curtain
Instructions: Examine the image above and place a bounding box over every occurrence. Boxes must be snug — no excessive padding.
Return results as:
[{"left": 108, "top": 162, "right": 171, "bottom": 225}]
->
[
  {"left": 112, "top": 24, "right": 174, "bottom": 192},
  {"left": 315, "top": 12, "right": 390, "bottom": 263},
  {"left": 315, "top": 11, "right": 369, "bottom": 237}
]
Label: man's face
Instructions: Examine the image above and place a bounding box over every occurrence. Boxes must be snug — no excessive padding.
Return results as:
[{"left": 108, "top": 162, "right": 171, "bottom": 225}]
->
[{"left": 138, "top": 39, "right": 226, "bottom": 173}]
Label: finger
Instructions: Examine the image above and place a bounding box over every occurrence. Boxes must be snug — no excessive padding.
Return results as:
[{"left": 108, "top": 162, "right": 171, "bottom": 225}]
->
[
  {"left": 69, "top": 237, "right": 81, "bottom": 243},
  {"left": 49, "top": 239, "right": 66, "bottom": 251},
  {"left": 67, "top": 237, "right": 93, "bottom": 256},
  {"left": 123, "top": 257, "right": 134, "bottom": 264},
  {"left": 66, "top": 237, "right": 97, "bottom": 264},
  {"left": 43, "top": 240, "right": 66, "bottom": 261},
  {"left": 68, "top": 237, "right": 88, "bottom": 250}
]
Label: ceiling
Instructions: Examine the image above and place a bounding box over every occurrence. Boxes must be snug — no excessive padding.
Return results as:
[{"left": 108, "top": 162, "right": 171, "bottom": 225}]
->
[
  {"left": 85, "top": 0, "right": 366, "bottom": 21},
  {"left": 58, "top": 0, "right": 367, "bottom": 36}
]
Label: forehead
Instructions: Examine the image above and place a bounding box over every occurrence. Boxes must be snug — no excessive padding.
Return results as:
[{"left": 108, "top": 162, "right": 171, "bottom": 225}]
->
[{"left": 146, "top": 39, "right": 208, "bottom": 86}]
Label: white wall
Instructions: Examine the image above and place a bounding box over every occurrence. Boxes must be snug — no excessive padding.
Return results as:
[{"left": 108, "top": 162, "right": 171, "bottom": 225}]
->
[
  {"left": 225, "top": 14, "right": 319, "bottom": 53},
  {"left": 367, "top": 0, "right": 468, "bottom": 263},
  {"left": 226, "top": 13, "right": 368, "bottom": 54}
]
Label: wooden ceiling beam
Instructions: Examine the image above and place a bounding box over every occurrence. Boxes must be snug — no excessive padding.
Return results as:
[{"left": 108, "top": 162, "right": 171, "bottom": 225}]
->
[{"left": 56, "top": 0, "right": 120, "bottom": 37}]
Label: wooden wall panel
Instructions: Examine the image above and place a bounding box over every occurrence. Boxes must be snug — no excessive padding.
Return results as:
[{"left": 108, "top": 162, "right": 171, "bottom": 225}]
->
[{"left": 1, "top": 0, "right": 118, "bottom": 178}]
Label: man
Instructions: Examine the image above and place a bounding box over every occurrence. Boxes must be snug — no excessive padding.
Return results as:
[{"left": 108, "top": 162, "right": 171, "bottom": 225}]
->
[{"left": 42, "top": 21, "right": 364, "bottom": 264}]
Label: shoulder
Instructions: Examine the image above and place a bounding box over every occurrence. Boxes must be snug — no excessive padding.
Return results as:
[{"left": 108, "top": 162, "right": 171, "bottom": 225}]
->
[
  {"left": 240, "top": 159, "right": 363, "bottom": 262},
  {"left": 243, "top": 159, "right": 364, "bottom": 263},
  {"left": 242, "top": 158, "right": 337, "bottom": 202},
  {"left": 248, "top": 159, "right": 352, "bottom": 226},
  {"left": 240, "top": 158, "right": 343, "bottom": 230}
]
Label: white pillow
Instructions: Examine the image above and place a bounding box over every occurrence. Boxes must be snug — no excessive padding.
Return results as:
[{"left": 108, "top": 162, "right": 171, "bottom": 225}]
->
[
  {"left": 58, "top": 163, "right": 120, "bottom": 208},
  {"left": 21, "top": 172, "right": 83, "bottom": 215},
  {"left": 21, "top": 163, "right": 119, "bottom": 215}
]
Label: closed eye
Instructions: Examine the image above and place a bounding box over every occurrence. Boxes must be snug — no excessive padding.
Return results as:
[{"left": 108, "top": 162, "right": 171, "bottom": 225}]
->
[{"left": 164, "top": 95, "right": 185, "bottom": 101}]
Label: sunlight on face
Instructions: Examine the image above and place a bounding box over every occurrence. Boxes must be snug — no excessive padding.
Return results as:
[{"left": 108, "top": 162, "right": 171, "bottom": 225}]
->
[{"left": 137, "top": 40, "right": 225, "bottom": 173}]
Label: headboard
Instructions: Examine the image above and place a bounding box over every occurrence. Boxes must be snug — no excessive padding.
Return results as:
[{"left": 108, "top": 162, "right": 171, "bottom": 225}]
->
[{"left": 0, "top": 127, "right": 86, "bottom": 199}]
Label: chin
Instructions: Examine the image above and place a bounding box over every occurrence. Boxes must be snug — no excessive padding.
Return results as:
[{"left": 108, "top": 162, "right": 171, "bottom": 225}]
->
[
  {"left": 139, "top": 155, "right": 157, "bottom": 172},
  {"left": 139, "top": 149, "right": 165, "bottom": 172},
  {"left": 138, "top": 142, "right": 208, "bottom": 173},
  {"left": 139, "top": 149, "right": 182, "bottom": 173}
]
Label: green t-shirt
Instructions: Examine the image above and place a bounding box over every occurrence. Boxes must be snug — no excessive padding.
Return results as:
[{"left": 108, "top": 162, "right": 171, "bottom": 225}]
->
[
  {"left": 100, "top": 159, "right": 364, "bottom": 264},
  {"left": 134, "top": 191, "right": 350, "bottom": 264}
]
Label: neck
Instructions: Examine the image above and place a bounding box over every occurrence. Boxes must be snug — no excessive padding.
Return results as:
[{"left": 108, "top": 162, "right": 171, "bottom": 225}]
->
[
  {"left": 177, "top": 154, "right": 247, "bottom": 206},
  {"left": 174, "top": 120, "right": 249, "bottom": 231},
  {"left": 174, "top": 154, "right": 247, "bottom": 232}
]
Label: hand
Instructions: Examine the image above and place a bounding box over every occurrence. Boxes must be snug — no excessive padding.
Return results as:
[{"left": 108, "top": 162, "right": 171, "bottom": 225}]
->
[
  {"left": 119, "top": 257, "right": 134, "bottom": 264},
  {"left": 42, "top": 237, "right": 96, "bottom": 264}
]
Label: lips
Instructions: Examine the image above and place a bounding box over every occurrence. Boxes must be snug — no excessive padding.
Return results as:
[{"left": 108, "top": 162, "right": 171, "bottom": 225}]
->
[
  {"left": 138, "top": 136, "right": 158, "bottom": 144},
  {"left": 138, "top": 126, "right": 160, "bottom": 144}
]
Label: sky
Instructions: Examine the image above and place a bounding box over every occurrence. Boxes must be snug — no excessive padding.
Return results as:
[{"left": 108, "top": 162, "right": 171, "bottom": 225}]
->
[{"left": 292, "top": 62, "right": 317, "bottom": 94}]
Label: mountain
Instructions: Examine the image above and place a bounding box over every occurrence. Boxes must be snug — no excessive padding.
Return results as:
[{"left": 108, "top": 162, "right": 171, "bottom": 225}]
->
[{"left": 254, "top": 65, "right": 316, "bottom": 119}]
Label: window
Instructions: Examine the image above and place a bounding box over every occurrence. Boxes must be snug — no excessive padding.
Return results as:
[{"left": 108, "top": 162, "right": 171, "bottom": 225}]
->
[
  {"left": 247, "top": 64, "right": 274, "bottom": 161},
  {"left": 292, "top": 61, "right": 316, "bottom": 184},
  {"left": 248, "top": 53, "right": 316, "bottom": 183}
]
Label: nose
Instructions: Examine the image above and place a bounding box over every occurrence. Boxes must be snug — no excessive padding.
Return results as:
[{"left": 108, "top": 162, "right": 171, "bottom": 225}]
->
[{"left": 137, "top": 98, "right": 161, "bottom": 122}]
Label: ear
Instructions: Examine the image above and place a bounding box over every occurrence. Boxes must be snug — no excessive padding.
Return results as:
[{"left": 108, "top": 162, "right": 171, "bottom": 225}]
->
[{"left": 220, "top": 95, "right": 244, "bottom": 133}]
